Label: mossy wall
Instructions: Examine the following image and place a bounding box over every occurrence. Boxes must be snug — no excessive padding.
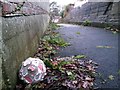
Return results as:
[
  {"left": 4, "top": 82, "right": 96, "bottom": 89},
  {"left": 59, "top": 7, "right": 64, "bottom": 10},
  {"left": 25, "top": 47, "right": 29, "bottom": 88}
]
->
[
  {"left": 64, "top": 2, "right": 120, "bottom": 29},
  {"left": 0, "top": 1, "right": 50, "bottom": 89}
]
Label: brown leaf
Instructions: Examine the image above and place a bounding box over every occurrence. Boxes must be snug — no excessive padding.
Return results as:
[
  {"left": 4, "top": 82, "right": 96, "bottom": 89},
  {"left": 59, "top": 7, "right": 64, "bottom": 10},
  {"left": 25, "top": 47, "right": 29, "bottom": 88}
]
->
[
  {"left": 85, "top": 76, "right": 93, "bottom": 81},
  {"left": 82, "top": 81, "right": 89, "bottom": 88}
]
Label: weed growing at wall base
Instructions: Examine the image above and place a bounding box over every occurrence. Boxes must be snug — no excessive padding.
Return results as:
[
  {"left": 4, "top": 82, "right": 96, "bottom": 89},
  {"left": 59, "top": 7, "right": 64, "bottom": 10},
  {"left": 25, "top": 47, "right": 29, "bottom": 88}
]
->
[
  {"left": 49, "top": 22, "right": 60, "bottom": 30},
  {"left": 82, "top": 20, "right": 91, "bottom": 26}
]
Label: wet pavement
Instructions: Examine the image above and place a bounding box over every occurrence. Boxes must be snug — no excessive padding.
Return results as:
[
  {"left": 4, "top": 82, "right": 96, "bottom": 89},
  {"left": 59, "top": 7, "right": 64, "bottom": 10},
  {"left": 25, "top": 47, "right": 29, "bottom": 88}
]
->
[{"left": 56, "top": 24, "right": 119, "bottom": 89}]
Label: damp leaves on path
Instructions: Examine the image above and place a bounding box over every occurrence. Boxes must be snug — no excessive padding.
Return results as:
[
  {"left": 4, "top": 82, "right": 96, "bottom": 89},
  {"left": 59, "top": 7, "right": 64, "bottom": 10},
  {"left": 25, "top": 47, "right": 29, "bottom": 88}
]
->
[
  {"left": 31, "top": 23, "right": 98, "bottom": 89},
  {"left": 31, "top": 56, "right": 98, "bottom": 89}
]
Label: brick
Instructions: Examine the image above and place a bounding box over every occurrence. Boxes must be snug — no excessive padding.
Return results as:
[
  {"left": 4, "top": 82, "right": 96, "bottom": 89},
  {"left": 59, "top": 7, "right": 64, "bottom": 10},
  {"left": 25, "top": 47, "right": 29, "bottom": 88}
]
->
[{"left": 2, "top": 2, "right": 16, "bottom": 15}]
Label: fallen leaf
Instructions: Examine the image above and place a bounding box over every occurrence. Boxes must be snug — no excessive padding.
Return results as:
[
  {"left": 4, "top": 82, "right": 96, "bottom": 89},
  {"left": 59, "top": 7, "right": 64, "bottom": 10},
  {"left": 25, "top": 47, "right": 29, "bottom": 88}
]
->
[
  {"left": 76, "top": 32, "right": 80, "bottom": 34},
  {"left": 85, "top": 76, "right": 93, "bottom": 81},
  {"left": 74, "top": 55, "right": 86, "bottom": 59},
  {"left": 96, "top": 46, "right": 104, "bottom": 48},
  {"left": 96, "top": 45, "right": 112, "bottom": 48},
  {"left": 82, "top": 81, "right": 89, "bottom": 88},
  {"left": 108, "top": 75, "right": 114, "bottom": 80},
  {"left": 87, "top": 65, "right": 94, "bottom": 71},
  {"left": 72, "top": 80, "right": 77, "bottom": 84},
  {"left": 112, "top": 31, "right": 117, "bottom": 34},
  {"left": 66, "top": 71, "right": 73, "bottom": 76}
]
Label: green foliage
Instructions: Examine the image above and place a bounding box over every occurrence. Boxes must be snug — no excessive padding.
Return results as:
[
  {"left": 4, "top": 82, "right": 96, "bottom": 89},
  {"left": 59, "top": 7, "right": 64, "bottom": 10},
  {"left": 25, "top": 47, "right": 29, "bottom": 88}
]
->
[
  {"left": 82, "top": 20, "right": 91, "bottom": 26},
  {"left": 44, "top": 59, "right": 53, "bottom": 68},
  {"left": 60, "top": 10, "right": 64, "bottom": 18},
  {"left": 49, "top": 23, "right": 60, "bottom": 30},
  {"left": 66, "top": 71, "right": 76, "bottom": 80},
  {"left": 58, "top": 60, "right": 71, "bottom": 67},
  {"left": 44, "top": 59, "right": 71, "bottom": 72},
  {"left": 57, "top": 61, "right": 71, "bottom": 72},
  {"left": 43, "top": 33, "right": 70, "bottom": 47}
]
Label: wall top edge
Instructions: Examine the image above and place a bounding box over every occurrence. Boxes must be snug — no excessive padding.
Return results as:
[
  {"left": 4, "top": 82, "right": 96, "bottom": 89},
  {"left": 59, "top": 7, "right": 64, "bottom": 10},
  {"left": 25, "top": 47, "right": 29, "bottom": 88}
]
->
[{"left": 0, "top": 0, "right": 49, "bottom": 3}]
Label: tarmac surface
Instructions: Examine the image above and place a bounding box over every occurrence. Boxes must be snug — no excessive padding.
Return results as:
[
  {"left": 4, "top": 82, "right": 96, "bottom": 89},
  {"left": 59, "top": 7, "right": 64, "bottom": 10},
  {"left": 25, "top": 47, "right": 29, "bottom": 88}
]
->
[{"left": 56, "top": 24, "right": 119, "bottom": 89}]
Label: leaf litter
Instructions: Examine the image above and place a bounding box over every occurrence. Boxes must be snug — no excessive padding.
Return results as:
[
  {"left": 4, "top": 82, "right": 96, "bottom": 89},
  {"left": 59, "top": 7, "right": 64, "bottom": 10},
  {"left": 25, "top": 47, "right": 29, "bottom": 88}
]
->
[
  {"left": 31, "top": 57, "right": 98, "bottom": 89},
  {"left": 16, "top": 23, "right": 99, "bottom": 90}
]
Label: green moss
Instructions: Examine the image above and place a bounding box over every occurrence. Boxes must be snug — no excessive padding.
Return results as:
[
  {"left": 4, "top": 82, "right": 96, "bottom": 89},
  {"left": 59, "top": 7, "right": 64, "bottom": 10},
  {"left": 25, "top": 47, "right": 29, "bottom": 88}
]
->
[{"left": 82, "top": 20, "right": 91, "bottom": 26}]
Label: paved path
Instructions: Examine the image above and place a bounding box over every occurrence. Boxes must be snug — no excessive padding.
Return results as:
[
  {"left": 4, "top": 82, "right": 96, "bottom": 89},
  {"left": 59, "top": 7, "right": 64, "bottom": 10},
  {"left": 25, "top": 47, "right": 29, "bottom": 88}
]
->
[{"left": 56, "top": 24, "right": 118, "bottom": 89}]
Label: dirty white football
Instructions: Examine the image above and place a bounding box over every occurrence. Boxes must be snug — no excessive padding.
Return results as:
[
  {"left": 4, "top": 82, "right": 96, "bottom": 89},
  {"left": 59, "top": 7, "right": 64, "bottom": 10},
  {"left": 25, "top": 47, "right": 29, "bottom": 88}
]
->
[{"left": 19, "top": 57, "right": 46, "bottom": 84}]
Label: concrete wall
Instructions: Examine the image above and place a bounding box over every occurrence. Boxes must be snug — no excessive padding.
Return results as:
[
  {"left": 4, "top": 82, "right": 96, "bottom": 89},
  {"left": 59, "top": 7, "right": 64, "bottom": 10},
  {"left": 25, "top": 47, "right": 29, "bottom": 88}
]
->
[
  {"left": 64, "top": 2, "right": 120, "bottom": 28},
  {"left": 1, "top": 1, "right": 50, "bottom": 89},
  {"left": 0, "top": 5, "right": 2, "bottom": 90}
]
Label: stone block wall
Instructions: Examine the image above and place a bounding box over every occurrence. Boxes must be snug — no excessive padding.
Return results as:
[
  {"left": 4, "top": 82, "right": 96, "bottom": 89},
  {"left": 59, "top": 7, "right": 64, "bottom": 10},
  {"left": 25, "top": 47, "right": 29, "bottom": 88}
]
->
[
  {"left": 1, "top": 1, "right": 49, "bottom": 16},
  {"left": 64, "top": 2, "right": 120, "bottom": 28},
  {"left": 0, "top": 0, "right": 50, "bottom": 89}
]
